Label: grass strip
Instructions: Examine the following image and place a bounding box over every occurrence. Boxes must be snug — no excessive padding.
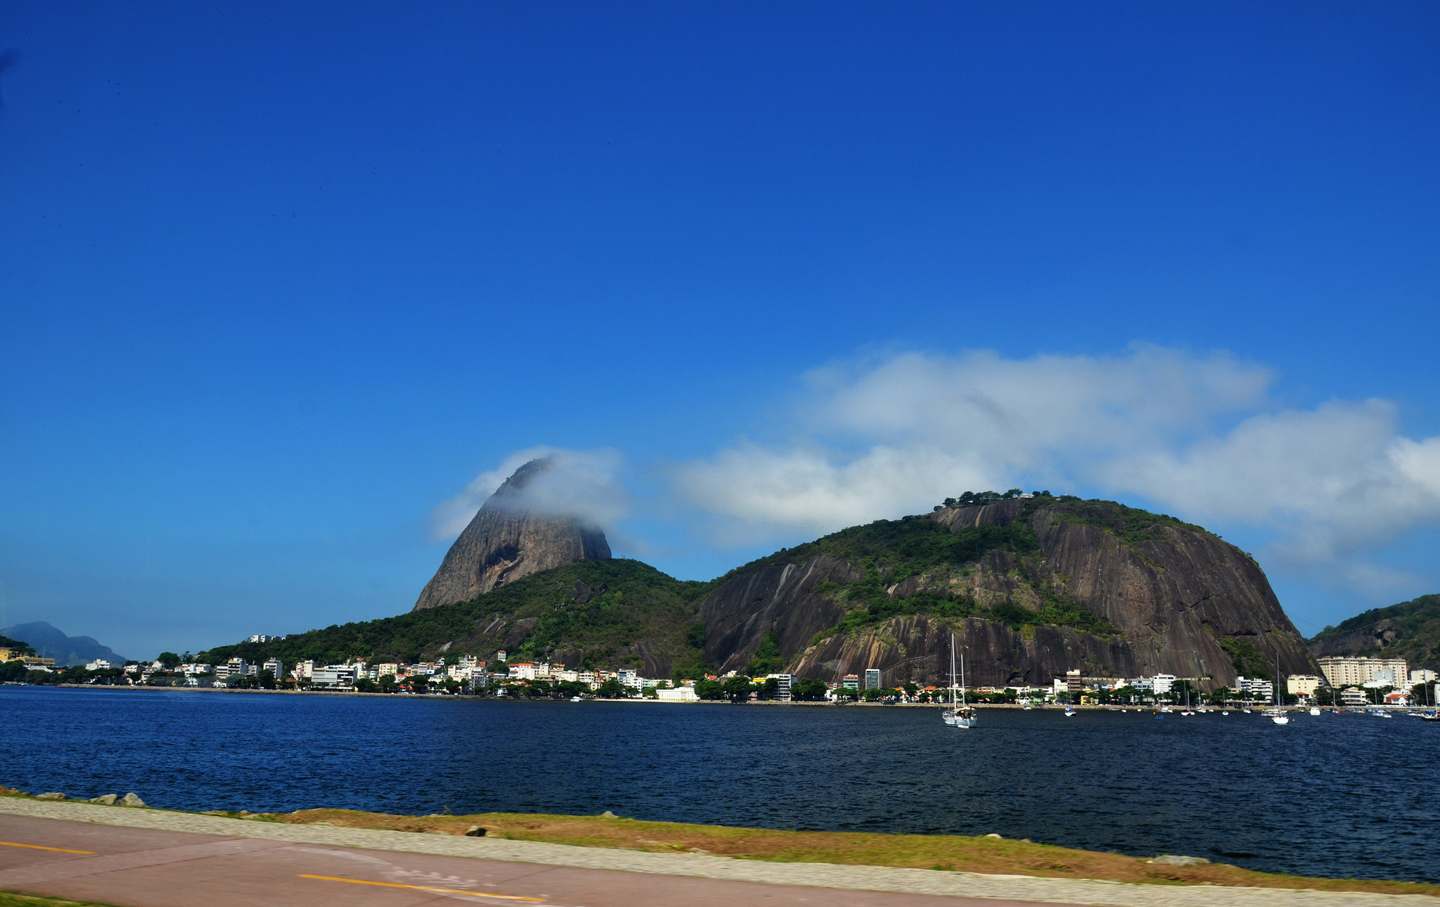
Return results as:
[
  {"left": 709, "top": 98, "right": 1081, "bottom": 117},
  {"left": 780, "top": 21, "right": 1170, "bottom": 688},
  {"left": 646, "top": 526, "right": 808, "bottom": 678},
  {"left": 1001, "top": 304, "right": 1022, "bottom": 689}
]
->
[{"left": 268, "top": 808, "right": 1440, "bottom": 897}]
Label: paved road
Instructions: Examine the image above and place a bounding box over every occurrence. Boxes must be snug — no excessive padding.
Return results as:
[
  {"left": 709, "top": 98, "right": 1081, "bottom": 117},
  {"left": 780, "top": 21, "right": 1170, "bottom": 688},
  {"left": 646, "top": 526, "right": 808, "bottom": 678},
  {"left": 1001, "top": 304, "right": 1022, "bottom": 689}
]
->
[{"left": 0, "top": 814, "right": 1058, "bottom": 907}]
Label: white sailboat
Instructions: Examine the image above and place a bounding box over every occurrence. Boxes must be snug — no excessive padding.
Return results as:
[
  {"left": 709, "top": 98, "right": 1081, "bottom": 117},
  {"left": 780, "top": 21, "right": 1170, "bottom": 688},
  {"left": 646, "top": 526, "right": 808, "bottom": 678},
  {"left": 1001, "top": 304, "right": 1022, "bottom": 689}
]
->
[
  {"left": 942, "top": 634, "right": 977, "bottom": 729},
  {"left": 1266, "top": 652, "right": 1289, "bottom": 725}
]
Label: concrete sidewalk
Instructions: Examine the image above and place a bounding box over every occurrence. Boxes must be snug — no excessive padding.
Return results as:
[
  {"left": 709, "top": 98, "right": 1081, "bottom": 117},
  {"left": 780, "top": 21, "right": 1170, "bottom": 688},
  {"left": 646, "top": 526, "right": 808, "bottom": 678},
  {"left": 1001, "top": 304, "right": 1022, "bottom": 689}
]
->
[{"left": 0, "top": 798, "right": 1430, "bottom": 907}]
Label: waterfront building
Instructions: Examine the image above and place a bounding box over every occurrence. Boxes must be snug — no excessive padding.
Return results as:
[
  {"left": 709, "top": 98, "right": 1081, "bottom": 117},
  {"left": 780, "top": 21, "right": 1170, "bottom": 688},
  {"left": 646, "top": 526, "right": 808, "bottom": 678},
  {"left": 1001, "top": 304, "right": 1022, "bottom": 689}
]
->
[
  {"left": 842, "top": 674, "right": 859, "bottom": 690},
  {"left": 618, "top": 669, "right": 641, "bottom": 689},
  {"left": 1065, "top": 670, "right": 1082, "bottom": 694},
  {"left": 1409, "top": 669, "right": 1437, "bottom": 684},
  {"left": 1286, "top": 675, "right": 1322, "bottom": 698},
  {"left": 311, "top": 665, "right": 357, "bottom": 690},
  {"left": 767, "top": 673, "right": 794, "bottom": 701},
  {"left": 262, "top": 658, "right": 283, "bottom": 679},
  {"left": 864, "top": 668, "right": 881, "bottom": 690},
  {"left": 657, "top": 685, "right": 699, "bottom": 702},
  {"left": 1340, "top": 687, "right": 1370, "bottom": 706},
  {"left": 1317, "top": 656, "right": 1408, "bottom": 688},
  {"left": 377, "top": 663, "right": 398, "bottom": 677},
  {"left": 85, "top": 659, "right": 112, "bottom": 671},
  {"left": 509, "top": 662, "right": 537, "bottom": 680},
  {"left": 1237, "top": 676, "right": 1273, "bottom": 700}
]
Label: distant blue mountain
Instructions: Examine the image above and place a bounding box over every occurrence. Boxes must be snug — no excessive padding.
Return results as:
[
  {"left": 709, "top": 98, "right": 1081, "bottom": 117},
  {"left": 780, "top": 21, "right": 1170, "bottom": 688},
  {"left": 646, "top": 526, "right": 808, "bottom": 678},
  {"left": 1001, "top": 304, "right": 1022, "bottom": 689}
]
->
[{"left": 0, "top": 621, "right": 128, "bottom": 667}]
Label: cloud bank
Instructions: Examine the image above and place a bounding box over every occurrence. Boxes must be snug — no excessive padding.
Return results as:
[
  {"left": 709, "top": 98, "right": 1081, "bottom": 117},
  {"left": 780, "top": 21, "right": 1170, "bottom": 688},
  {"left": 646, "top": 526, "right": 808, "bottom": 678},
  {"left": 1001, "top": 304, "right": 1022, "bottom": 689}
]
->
[
  {"left": 430, "top": 446, "right": 631, "bottom": 540},
  {"left": 669, "top": 344, "right": 1440, "bottom": 587}
]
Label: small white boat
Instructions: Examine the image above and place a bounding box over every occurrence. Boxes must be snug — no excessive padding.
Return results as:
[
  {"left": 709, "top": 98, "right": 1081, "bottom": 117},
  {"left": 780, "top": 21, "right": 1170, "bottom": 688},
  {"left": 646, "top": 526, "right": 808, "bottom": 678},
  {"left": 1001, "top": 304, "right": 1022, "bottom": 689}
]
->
[
  {"left": 1063, "top": 706, "right": 1077, "bottom": 717},
  {"left": 1309, "top": 706, "right": 1321, "bottom": 716},
  {"left": 570, "top": 696, "right": 582, "bottom": 702},
  {"left": 1267, "top": 652, "right": 1288, "bottom": 724}
]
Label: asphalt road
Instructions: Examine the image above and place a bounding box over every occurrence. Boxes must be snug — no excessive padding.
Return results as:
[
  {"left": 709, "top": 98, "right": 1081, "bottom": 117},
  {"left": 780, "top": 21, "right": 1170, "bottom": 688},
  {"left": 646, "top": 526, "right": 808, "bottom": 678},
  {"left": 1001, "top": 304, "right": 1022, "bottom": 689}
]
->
[{"left": 0, "top": 814, "right": 1065, "bottom": 907}]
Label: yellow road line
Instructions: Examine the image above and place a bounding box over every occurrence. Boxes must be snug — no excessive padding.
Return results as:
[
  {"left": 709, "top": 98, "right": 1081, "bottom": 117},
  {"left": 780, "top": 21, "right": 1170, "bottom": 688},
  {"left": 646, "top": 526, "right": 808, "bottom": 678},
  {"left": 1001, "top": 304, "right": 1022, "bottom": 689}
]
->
[
  {"left": 298, "top": 874, "right": 544, "bottom": 902},
  {"left": 0, "top": 841, "right": 97, "bottom": 854}
]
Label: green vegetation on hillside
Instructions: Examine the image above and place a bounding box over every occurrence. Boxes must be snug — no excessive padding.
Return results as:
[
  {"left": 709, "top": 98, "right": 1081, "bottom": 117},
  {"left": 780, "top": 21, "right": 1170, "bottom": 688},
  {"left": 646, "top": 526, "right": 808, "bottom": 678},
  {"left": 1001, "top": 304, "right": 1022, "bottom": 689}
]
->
[
  {"left": 720, "top": 514, "right": 1038, "bottom": 585},
  {"left": 734, "top": 512, "right": 1120, "bottom": 642},
  {"left": 1051, "top": 499, "right": 1207, "bottom": 551},
  {"left": 1309, "top": 593, "right": 1440, "bottom": 670},
  {"left": 1218, "top": 636, "right": 1271, "bottom": 680},
  {"left": 200, "top": 559, "right": 711, "bottom": 673}
]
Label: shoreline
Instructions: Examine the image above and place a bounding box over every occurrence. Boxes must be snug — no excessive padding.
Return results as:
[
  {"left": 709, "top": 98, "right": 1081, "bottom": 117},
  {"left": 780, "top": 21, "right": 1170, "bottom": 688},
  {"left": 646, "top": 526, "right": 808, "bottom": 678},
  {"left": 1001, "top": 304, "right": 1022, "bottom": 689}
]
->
[{"left": 5, "top": 684, "right": 1344, "bottom": 710}]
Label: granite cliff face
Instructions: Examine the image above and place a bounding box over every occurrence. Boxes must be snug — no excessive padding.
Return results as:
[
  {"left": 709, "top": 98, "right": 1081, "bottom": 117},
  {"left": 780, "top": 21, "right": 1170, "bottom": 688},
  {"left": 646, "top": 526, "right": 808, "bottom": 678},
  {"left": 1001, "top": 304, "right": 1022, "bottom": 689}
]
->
[
  {"left": 702, "top": 497, "right": 1320, "bottom": 688},
  {"left": 413, "top": 459, "right": 611, "bottom": 611}
]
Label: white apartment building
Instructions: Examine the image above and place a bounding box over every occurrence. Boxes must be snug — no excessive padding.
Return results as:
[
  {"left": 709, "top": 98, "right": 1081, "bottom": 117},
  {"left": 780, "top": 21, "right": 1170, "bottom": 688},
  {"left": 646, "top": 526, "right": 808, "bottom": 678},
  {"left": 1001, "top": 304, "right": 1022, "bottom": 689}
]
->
[
  {"left": 618, "top": 669, "right": 641, "bottom": 690},
  {"left": 1410, "top": 669, "right": 1437, "bottom": 684},
  {"left": 1363, "top": 667, "right": 1403, "bottom": 689},
  {"left": 377, "top": 663, "right": 399, "bottom": 676},
  {"left": 1287, "top": 674, "right": 1323, "bottom": 698},
  {"left": 767, "top": 673, "right": 794, "bottom": 701},
  {"left": 85, "top": 659, "right": 112, "bottom": 671},
  {"left": 509, "top": 663, "right": 537, "bottom": 680},
  {"left": 657, "top": 685, "right": 698, "bottom": 702},
  {"left": 1237, "top": 676, "right": 1273, "bottom": 700},
  {"left": 1317, "top": 656, "right": 1408, "bottom": 688},
  {"left": 310, "top": 665, "right": 357, "bottom": 689},
  {"left": 262, "top": 658, "right": 284, "bottom": 678},
  {"left": 1341, "top": 687, "right": 1370, "bottom": 706}
]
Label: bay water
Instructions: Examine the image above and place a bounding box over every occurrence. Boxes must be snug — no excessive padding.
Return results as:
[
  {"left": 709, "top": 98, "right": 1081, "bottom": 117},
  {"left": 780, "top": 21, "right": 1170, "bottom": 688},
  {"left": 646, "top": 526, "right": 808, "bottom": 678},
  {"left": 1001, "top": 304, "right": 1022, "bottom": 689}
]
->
[{"left": 1, "top": 686, "right": 1435, "bottom": 883}]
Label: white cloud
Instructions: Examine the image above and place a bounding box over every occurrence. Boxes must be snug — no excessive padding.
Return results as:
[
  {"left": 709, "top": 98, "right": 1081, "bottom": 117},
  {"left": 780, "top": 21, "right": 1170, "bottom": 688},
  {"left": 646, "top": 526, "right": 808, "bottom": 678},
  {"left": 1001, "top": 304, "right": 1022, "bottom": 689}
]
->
[
  {"left": 673, "top": 344, "right": 1272, "bottom": 534},
  {"left": 669, "top": 345, "right": 1440, "bottom": 588},
  {"left": 430, "top": 446, "right": 631, "bottom": 541}
]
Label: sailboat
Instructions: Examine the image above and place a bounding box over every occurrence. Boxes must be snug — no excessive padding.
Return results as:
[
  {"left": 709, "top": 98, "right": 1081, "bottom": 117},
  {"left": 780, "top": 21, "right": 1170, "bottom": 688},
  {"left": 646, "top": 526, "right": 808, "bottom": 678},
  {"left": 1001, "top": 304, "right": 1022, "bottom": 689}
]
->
[
  {"left": 941, "top": 634, "right": 977, "bottom": 729},
  {"left": 1265, "top": 652, "right": 1289, "bottom": 725}
]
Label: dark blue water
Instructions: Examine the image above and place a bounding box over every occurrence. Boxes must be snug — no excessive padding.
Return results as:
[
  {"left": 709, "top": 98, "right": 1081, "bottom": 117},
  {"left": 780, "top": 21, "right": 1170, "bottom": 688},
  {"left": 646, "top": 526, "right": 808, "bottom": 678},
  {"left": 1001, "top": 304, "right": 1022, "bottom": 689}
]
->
[{"left": 2, "top": 688, "right": 1436, "bottom": 883}]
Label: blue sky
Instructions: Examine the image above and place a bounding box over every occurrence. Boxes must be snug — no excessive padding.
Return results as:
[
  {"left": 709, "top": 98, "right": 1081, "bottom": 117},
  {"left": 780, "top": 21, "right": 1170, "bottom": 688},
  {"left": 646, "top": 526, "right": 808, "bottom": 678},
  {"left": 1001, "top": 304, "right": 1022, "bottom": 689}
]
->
[{"left": 2, "top": 2, "right": 1437, "bottom": 659}]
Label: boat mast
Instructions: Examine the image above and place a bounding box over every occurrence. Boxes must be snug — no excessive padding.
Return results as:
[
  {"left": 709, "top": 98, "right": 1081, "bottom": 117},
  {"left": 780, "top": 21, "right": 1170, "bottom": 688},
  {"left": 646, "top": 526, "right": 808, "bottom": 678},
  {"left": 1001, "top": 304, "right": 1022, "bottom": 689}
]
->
[{"left": 949, "top": 633, "right": 958, "bottom": 713}]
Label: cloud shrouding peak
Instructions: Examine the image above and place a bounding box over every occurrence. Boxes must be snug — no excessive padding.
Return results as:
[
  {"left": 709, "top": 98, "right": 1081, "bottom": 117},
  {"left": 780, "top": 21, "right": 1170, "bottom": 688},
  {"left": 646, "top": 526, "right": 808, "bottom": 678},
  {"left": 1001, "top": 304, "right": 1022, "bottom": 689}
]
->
[
  {"left": 430, "top": 447, "right": 630, "bottom": 541},
  {"left": 669, "top": 344, "right": 1440, "bottom": 588}
]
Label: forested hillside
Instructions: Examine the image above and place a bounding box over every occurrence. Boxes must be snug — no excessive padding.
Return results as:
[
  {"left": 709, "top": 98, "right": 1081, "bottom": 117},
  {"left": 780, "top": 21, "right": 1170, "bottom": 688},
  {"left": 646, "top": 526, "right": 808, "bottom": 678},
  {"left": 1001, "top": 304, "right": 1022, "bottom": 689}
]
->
[{"left": 1309, "top": 593, "right": 1440, "bottom": 671}]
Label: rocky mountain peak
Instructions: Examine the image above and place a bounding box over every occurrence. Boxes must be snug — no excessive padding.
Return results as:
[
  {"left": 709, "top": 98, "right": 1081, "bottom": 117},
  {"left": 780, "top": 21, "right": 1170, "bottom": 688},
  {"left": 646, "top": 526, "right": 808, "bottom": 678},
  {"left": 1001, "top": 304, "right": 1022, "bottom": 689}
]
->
[{"left": 412, "top": 458, "right": 612, "bottom": 611}]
